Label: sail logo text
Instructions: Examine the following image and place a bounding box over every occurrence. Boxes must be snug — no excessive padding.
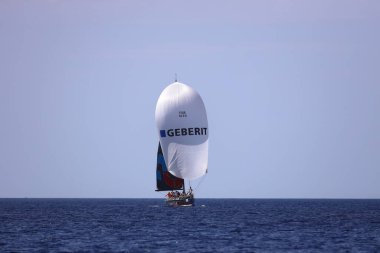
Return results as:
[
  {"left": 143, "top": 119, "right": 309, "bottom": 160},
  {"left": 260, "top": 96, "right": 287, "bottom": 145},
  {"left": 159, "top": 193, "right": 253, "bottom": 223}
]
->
[{"left": 160, "top": 128, "right": 207, "bottom": 137}]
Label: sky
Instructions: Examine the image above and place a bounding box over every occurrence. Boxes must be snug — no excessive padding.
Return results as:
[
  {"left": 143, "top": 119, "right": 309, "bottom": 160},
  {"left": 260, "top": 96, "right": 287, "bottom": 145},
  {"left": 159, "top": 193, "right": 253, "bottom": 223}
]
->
[{"left": 0, "top": 0, "right": 379, "bottom": 198}]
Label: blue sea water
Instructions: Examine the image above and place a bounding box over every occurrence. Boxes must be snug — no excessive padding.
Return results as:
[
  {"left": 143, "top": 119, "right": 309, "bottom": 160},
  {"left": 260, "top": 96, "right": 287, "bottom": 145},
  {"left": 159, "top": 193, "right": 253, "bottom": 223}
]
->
[{"left": 0, "top": 199, "right": 379, "bottom": 252}]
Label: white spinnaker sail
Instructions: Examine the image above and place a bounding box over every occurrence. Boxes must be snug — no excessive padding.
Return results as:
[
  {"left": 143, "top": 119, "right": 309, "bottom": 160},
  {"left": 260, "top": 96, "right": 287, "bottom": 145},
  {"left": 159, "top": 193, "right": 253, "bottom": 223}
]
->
[{"left": 155, "top": 82, "right": 208, "bottom": 180}]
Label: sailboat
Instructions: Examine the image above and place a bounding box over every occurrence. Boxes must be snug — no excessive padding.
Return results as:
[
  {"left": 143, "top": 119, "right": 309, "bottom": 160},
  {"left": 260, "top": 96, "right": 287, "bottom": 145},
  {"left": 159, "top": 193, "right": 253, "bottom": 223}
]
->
[{"left": 155, "top": 81, "right": 209, "bottom": 207}]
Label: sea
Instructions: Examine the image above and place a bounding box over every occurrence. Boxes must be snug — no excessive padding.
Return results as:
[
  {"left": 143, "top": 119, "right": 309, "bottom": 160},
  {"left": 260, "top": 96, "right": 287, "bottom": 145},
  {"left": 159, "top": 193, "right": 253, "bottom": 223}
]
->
[{"left": 0, "top": 199, "right": 379, "bottom": 252}]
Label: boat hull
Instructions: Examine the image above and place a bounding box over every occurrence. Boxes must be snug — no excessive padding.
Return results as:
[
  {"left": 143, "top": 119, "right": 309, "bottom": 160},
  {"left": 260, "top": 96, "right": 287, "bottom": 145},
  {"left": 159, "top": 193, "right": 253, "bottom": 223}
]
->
[{"left": 166, "top": 195, "right": 194, "bottom": 207}]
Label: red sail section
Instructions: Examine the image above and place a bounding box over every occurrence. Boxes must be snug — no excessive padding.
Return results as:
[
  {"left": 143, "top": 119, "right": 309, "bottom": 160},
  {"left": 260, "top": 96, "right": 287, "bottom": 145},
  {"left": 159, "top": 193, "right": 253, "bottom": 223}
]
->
[{"left": 156, "top": 143, "right": 183, "bottom": 191}]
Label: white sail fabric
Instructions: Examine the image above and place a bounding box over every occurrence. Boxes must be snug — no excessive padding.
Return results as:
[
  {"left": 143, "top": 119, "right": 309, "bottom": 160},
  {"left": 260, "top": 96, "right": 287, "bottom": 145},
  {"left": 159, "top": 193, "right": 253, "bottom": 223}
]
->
[{"left": 155, "top": 82, "right": 208, "bottom": 180}]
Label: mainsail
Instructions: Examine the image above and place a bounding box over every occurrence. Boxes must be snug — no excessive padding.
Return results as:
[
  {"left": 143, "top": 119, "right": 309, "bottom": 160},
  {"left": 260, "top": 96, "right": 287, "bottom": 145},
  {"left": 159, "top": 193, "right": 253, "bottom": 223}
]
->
[
  {"left": 156, "top": 142, "right": 184, "bottom": 191},
  {"left": 155, "top": 82, "right": 208, "bottom": 181}
]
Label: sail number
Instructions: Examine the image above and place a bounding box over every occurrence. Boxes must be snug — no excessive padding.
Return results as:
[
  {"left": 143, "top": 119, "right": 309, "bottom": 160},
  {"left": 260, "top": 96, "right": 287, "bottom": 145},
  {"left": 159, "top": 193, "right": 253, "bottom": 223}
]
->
[{"left": 179, "top": 111, "right": 187, "bottom": 118}]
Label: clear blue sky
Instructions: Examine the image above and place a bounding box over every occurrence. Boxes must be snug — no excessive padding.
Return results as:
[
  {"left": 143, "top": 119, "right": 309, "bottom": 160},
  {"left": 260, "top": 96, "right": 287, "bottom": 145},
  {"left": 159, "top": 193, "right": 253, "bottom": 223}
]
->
[{"left": 1, "top": 1, "right": 379, "bottom": 198}]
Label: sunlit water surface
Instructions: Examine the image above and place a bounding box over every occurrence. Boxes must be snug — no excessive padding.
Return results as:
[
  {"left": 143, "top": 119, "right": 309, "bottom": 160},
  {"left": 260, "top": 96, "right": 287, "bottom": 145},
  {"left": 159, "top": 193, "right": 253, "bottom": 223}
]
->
[{"left": 1, "top": 199, "right": 379, "bottom": 252}]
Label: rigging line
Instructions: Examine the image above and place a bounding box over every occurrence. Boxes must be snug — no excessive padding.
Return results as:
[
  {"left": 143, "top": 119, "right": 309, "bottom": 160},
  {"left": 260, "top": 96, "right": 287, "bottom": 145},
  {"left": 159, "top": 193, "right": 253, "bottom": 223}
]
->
[
  {"left": 157, "top": 191, "right": 165, "bottom": 196},
  {"left": 194, "top": 173, "right": 207, "bottom": 191},
  {"left": 158, "top": 191, "right": 169, "bottom": 199}
]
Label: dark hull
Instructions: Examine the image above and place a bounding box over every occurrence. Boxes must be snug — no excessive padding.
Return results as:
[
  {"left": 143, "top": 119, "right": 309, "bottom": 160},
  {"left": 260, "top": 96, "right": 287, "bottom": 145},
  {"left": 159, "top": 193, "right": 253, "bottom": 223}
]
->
[{"left": 166, "top": 195, "right": 194, "bottom": 207}]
